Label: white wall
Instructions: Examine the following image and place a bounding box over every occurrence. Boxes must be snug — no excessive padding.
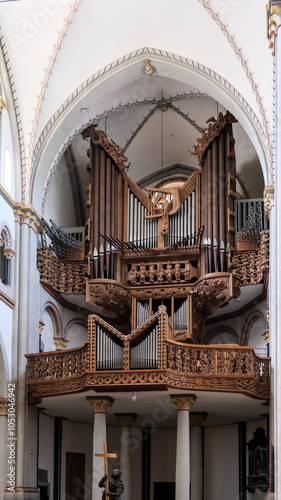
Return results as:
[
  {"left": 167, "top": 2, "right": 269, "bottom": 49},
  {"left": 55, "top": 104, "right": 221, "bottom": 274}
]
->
[
  {"left": 38, "top": 412, "right": 55, "bottom": 500},
  {"left": 204, "top": 424, "right": 239, "bottom": 500},
  {"left": 61, "top": 419, "right": 93, "bottom": 499}
]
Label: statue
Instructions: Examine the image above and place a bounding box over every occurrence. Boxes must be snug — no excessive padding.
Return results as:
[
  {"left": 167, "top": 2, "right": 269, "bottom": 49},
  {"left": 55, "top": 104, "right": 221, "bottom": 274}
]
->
[{"left": 98, "top": 469, "right": 124, "bottom": 500}]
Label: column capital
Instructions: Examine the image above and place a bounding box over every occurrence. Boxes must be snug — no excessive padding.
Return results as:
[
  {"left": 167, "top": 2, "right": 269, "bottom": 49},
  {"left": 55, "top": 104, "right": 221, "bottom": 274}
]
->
[
  {"left": 171, "top": 394, "right": 197, "bottom": 410},
  {"left": 53, "top": 336, "right": 69, "bottom": 350},
  {"left": 87, "top": 396, "right": 114, "bottom": 413},
  {"left": 264, "top": 185, "right": 275, "bottom": 217},
  {"left": 115, "top": 413, "right": 137, "bottom": 427},
  {"left": 268, "top": 3, "right": 281, "bottom": 54},
  {"left": 190, "top": 412, "right": 208, "bottom": 427},
  {"left": 0, "top": 397, "right": 8, "bottom": 416}
]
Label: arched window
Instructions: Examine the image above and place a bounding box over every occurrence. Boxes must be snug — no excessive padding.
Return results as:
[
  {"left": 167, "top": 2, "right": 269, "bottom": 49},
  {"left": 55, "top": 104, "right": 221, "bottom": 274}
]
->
[{"left": 0, "top": 227, "right": 14, "bottom": 286}]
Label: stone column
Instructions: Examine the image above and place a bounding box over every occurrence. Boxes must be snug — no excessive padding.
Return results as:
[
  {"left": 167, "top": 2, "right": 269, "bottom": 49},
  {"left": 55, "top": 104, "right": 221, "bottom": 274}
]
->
[
  {"left": 0, "top": 398, "right": 8, "bottom": 499},
  {"left": 87, "top": 396, "right": 114, "bottom": 500},
  {"left": 267, "top": 4, "right": 281, "bottom": 500},
  {"left": 115, "top": 413, "right": 137, "bottom": 500},
  {"left": 190, "top": 412, "right": 207, "bottom": 500},
  {"left": 171, "top": 395, "right": 197, "bottom": 500}
]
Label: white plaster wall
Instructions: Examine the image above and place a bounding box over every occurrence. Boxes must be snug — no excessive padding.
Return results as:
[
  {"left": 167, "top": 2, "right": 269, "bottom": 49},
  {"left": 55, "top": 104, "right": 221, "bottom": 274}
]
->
[
  {"left": 151, "top": 427, "right": 176, "bottom": 498},
  {"left": 204, "top": 424, "right": 239, "bottom": 500},
  {"left": 66, "top": 323, "right": 87, "bottom": 348},
  {"left": 38, "top": 412, "right": 55, "bottom": 500},
  {"left": 43, "top": 155, "right": 77, "bottom": 227},
  {"left": 61, "top": 419, "right": 93, "bottom": 499}
]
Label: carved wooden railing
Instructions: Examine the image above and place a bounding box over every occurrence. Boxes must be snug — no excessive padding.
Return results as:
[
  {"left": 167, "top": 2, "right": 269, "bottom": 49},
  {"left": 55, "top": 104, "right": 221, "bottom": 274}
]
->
[{"left": 25, "top": 311, "right": 270, "bottom": 403}]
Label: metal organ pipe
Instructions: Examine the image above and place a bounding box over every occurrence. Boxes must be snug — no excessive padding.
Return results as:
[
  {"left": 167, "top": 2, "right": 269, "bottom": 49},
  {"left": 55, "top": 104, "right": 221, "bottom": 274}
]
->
[
  {"left": 96, "top": 324, "right": 124, "bottom": 370},
  {"left": 127, "top": 189, "right": 158, "bottom": 248},
  {"left": 130, "top": 326, "right": 158, "bottom": 369}
]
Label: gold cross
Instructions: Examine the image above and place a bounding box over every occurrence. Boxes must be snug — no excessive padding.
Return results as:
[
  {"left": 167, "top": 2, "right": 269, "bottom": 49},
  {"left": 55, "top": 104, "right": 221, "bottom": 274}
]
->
[{"left": 95, "top": 442, "right": 117, "bottom": 497}]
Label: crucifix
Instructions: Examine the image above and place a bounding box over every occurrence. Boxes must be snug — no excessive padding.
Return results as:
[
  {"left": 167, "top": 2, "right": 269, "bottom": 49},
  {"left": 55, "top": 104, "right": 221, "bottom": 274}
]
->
[{"left": 95, "top": 442, "right": 117, "bottom": 498}]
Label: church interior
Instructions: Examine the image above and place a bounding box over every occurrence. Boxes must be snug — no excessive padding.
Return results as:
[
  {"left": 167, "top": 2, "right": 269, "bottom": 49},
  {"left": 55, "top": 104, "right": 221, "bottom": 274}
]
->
[{"left": 0, "top": 1, "right": 279, "bottom": 499}]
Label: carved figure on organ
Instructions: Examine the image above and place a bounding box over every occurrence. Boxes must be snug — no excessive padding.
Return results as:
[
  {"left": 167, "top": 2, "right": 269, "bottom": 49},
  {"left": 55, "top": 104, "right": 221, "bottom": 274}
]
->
[
  {"left": 139, "top": 263, "right": 146, "bottom": 283},
  {"left": 128, "top": 263, "right": 138, "bottom": 285},
  {"left": 184, "top": 262, "right": 190, "bottom": 280},
  {"left": 174, "top": 261, "right": 181, "bottom": 281},
  {"left": 158, "top": 262, "right": 164, "bottom": 282},
  {"left": 166, "top": 261, "right": 173, "bottom": 282},
  {"left": 148, "top": 264, "right": 155, "bottom": 283}
]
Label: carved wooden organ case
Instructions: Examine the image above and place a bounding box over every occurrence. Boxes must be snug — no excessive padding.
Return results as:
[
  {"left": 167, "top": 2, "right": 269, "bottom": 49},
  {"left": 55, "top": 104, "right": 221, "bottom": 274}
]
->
[{"left": 82, "top": 111, "right": 239, "bottom": 344}]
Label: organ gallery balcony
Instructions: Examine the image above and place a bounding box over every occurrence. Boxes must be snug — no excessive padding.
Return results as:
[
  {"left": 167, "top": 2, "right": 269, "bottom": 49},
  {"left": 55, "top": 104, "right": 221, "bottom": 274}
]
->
[{"left": 25, "top": 307, "right": 270, "bottom": 404}]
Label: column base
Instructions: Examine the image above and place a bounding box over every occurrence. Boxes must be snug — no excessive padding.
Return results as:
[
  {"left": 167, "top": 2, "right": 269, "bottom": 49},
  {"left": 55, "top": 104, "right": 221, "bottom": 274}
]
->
[{"left": 5, "top": 487, "right": 40, "bottom": 500}]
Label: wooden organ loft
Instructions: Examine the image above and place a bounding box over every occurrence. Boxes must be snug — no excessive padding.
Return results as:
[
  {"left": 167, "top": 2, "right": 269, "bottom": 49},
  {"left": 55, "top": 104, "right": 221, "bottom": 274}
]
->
[
  {"left": 83, "top": 112, "right": 238, "bottom": 342},
  {"left": 28, "top": 111, "right": 270, "bottom": 402}
]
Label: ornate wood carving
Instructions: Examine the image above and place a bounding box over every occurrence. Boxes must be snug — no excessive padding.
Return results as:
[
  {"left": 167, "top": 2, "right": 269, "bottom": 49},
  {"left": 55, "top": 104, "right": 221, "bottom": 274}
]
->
[
  {"left": 37, "top": 248, "right": 87, "bottom": 294},
  {"left": 26, "top": 311, "right": 270, "bottom": 403},
  {"left": 230, "top": 232, "right": 269, "bottom": 287},
  {"left": 86, "top": 279, "right": 132, "bottom": 319},
  {"left": 191, "top": 273, "right": 235, "bottom": 343},
  {"left": 82, "top": 125, "right": 130, "bottom": 176},
  {"left": 127, "top": 260, "right": 197, "bottom": 285},
  {"left": 190, "top": 111, "right": 237, "bottom": 165}
]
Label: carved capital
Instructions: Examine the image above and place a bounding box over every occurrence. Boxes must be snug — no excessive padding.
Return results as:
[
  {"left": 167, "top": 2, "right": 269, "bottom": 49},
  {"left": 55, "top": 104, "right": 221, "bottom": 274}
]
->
[
  {"left": 39, "top": 321, "right": 45, "bottom": 335},
  {"left": 264, "top": 185, "right": 275, "bottom": 217},
  {"left": 171, "top": 394, "right": 197, "bottom": 410},
  {"left": 190, "top": 412, "right": 208, "bottom": 427},
  {"left": 53, "top": 337, "right": 68, "bottom": 350},
  {"left": 268, "top": 4, "right": 281, "bottom": 54},
  {"left": 115, "top": 413, "right": 137, "bottom": 427},
  {"left": 14, "top": 208, "right": 43, "bottom": 234},
  {"left": 0, "top": 398, "right": 8, "bottom": 416},
  {"left": 87, "top": 396, "right": 114, "bottom": 413},
  {"left": 3, "top": 248, "right": 15, "bottom": 260},
  {"left": 263, "top": 329, "right": 270, "bottom": 344}
]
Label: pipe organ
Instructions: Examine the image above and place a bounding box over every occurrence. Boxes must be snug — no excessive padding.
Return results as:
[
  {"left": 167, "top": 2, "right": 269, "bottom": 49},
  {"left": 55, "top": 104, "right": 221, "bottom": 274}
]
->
[
  {"left": 96, "top": 323, "right": 124, "bottom": 370},
  {"left": 82, "top": 112, "right": 238, "bottom": 345},
  {"left": 165, "top": 191, "right": 196, "bottom": 247},
  {"left": 127, "top": 189, "right": 159, "bottom": 248},
  {"left": 130, "top": 326, "right": 158, "bottom": 369}
]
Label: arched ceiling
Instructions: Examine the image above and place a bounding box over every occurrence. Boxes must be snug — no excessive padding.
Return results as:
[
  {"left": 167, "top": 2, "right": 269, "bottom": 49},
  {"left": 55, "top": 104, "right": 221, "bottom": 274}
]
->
[{"left": 0, "top": 0, "right": 273, "bottom": 211}]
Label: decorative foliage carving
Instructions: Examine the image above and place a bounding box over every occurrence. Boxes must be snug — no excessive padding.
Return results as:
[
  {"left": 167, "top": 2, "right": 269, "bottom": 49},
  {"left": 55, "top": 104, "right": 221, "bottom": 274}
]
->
[
  {"left": 190, "top": 111, "right": 237, "bottom": 165},
  {"left": 86, "top": 279, "right": 131, "bottom": 319},
  {"left": 230, "top": 232, "right": 269, "bottom": 287},
  {"left": 37, "top": 247, "right": 87, "bottom": 294},
  {"left": 191, "top": 274, "right": 232, "bottom": 343},
  {"left": 170, "top": 394, "right": 197, "bottom": 410},
  {"left": 82, "top": 125, "right": 130, "bottom": 175},
  {"left": 26, "top": 315, "right": 270, "bottom": 402}
]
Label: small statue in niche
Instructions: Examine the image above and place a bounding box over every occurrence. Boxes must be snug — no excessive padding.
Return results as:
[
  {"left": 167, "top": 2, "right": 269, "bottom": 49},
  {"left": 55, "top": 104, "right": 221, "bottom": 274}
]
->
[
  {"left": 148, "top": 264, "right": 155, "bottom": 283},
  {"left": 139, "top": 263, "right": 146, "bottom": 283},
  {"left": 166, "top": 261, "right": 173, "bottom": 282},
  {"left": 128, "top": 263, "right": 138, "bottom": 285},
  {"left": 174, "top": 261, "right": 181, "bottom": 281},
  {"left": 158, "top": 262, "right": 164, "bottom": 282},
  {"left": 98, "top": 469, "right": 124, "bottom": 500}
]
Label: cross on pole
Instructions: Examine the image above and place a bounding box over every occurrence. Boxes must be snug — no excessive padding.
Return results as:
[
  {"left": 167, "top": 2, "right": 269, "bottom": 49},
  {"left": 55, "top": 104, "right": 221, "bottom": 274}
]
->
[{"left": 95, "top": 442, "right": 117, "bottom": 498}]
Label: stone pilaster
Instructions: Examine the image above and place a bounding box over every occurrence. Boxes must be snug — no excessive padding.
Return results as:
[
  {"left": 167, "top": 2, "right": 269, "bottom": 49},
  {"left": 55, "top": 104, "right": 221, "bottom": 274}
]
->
[
  {"left": 171, "top": 395, "right": 197, "bottom": 500},
  {"left": 115, "top": 414, "right": 137, "bottom": 500}
]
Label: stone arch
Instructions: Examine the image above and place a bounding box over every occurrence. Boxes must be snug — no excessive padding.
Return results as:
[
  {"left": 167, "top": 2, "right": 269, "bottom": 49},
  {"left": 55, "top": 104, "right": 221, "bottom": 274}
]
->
[
  {"left": 64, "top": 318, "right": 88, "bottom": 348},
  {"left": 41, "top": 302, "right": 63, "bottom": 351},
  {"left": 241, "top": 310, "right": 266, "bottom": 347},
  {"left": 27, "top": 49, "right": 269, "bottom": 212},
  {"left": 205, "top": 326, "right": 239, "bottom": 345}
]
